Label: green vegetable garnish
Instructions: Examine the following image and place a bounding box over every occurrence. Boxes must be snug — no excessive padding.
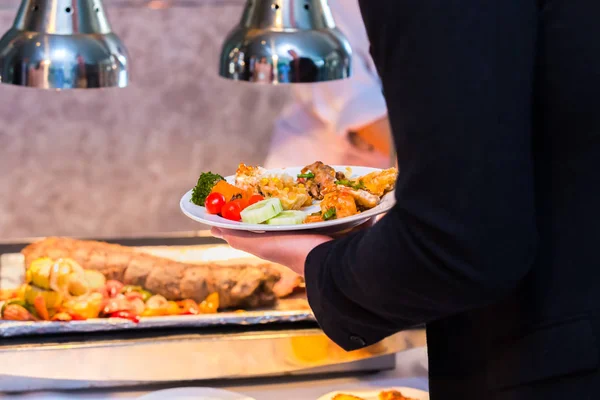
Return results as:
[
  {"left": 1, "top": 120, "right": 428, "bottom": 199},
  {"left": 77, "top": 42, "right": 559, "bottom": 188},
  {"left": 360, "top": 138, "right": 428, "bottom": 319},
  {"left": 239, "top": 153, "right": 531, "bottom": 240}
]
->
[
  {"left": 335, "top": 179, "right": 365, "bottom": 190},
  {"left": 297, "top": 172, "right": 315, "bottom": 179},
  {"left": 323, "top": 207, "right": 337, "bottom": 221},
  {"left": 121, "top": 285, "right": 152, "bottom": 302},
  {"left": 191, "top": 172, "right": 224, "bottom": 206}
]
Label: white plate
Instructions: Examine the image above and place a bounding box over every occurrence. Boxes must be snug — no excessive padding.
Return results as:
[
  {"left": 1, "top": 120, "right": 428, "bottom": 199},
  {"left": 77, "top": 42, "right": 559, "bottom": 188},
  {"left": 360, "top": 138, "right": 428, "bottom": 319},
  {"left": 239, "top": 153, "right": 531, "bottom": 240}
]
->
[
  {"left": 137, "top": 387, "right": 256, "bottom": 400},
  {"left": 180, "top": 166, "right": 396, "bottom": 233},
  {"left": 317, "top": 386, "right": 429, "bottom": 400}
]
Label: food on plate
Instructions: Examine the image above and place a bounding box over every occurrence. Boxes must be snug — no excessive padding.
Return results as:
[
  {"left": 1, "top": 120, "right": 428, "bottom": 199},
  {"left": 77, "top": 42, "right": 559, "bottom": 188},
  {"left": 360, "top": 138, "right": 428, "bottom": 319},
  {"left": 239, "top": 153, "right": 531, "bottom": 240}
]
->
[
  {"left": 320, "top": 191, "right": 358, "bottom": 219},
  {"left": 266, "top": 210, "right": 307, "bottom": 225},
  {"left": 235, "top": 163, "right": 267, "bottom": 192},
  {"left": 379, "top": 390, "right": 418, "bottom": 400},
  {"left": 298, "top": 161, "right": 337, "bottom": 200},
  {"left": 241, "top": 198, "right": 284, "bottom": 224},
  {"left": 191, "top": 171, "right": 224, "bottom": 206},
  {"left": 332, "top": 395, "right": 365, "bottom": 400},
  {"left": 256, "top": 174, "right": 313, "bottom": 210},
  {"left": 20, "top": 237, "right": 283, "bottom": 311},
  {"left": 359, "top": 168, "right": 399, "bottom": 197},
  {"left": 221, "top": 200, "right": 244, "bottom": 221},
  {"left": 192, "top": 161, "right": 398, "bottom": 225},
  {"left": 210, "top": 180, "right": 246, "bottom": 203},
  {"left": 332, "top": 389, "right": 418, "bottom": 400},
  {"left": 247, "top": 194, "right": 265, "bottom": 206},
  {"left": 205, "top": 192, "right": 226, "bottom": 215}
]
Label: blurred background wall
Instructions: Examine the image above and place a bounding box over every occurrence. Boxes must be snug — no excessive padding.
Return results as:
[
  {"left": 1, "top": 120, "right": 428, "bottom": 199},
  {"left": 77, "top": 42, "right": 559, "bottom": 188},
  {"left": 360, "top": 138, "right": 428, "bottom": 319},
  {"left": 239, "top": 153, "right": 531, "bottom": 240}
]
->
[{"left": 0, "top": 0, "right": 292, "bottom": 239}]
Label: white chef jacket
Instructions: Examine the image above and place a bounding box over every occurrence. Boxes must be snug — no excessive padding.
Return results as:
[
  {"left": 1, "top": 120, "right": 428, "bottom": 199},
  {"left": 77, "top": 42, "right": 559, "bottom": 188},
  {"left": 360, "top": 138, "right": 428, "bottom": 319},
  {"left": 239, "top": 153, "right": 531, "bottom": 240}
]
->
[{"left": 264, "top": 0, "right": 390, "bottom": 169}]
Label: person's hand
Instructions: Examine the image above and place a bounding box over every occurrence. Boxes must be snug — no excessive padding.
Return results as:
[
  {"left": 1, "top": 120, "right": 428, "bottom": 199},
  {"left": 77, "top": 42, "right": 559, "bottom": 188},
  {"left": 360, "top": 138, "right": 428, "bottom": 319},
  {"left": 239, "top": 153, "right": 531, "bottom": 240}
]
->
[
  {"left": 211, "top": 217, "right": 378, "bottom": 276},
  {"left": 211, "top": 229, "right": 330, "bottom": 276}
]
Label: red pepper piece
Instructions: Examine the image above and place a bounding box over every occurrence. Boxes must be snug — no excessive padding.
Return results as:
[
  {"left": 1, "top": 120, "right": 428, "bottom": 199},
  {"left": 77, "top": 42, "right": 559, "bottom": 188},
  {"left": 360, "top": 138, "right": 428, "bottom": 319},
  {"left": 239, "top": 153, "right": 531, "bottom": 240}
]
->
[
  {"left": 67, "top": 312, "right": 87, "bottom": 321},
  {"left": 109, "top": 311, "right": 140, "bottom": 323}
]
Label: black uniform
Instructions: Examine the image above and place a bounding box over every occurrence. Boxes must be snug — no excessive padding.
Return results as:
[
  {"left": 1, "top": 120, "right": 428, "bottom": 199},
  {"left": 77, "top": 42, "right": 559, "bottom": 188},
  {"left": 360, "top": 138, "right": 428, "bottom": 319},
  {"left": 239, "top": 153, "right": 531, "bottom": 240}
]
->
[{"left": 305, "top": 1, "right": 600, "bottom": 398}]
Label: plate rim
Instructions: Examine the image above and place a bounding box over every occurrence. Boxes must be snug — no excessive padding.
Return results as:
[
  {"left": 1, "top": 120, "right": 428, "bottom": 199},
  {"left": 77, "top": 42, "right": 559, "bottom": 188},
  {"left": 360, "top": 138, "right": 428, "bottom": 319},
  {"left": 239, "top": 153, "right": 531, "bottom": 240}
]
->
[
  {"left": 136, "top": 387, "right": 256, "bottom": 400},
  {"left": 180, "top": 165, "right": 396, "bottom": 232}
]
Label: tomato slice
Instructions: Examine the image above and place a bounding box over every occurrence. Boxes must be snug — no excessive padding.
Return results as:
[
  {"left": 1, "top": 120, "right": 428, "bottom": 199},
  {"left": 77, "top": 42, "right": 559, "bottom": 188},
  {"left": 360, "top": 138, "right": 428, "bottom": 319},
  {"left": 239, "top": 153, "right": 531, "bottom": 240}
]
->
[
  {"left": 221, "top": 201, "right": 242, "bottom": 221},
  {"left": 205, "top": 192, "right": 226, "bottom": 215},
  {"left": 248, "top": 194, "right": 264, "bottom": 206},
  {"left": 231, "top": 198, "right": 249, "bottom": 210}
]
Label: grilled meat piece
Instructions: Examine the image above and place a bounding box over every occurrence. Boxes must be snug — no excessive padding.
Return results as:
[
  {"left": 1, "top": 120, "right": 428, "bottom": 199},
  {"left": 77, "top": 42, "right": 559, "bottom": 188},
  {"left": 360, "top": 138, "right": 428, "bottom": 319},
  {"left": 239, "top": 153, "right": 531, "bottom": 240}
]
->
[
  {"left": 359, "top": 167, "right": 399, "bottom": 197},
  {"left": 379, "top": 390, "right": 418, "bottom": 400},
  {"left": 302, "top": 161, "right": 337, "bottom": 199},
  {"left": 320, "top": 190, "right": 359, "bottom": 219},
  {"left": 22, "top": 238, "right": 281, "bottom": 309},
  {"left": 307, "top": 180, "right": 323, "bottom": 200},
  {"left": 341, "top": 187, "right": 380, "bottom": 209}
]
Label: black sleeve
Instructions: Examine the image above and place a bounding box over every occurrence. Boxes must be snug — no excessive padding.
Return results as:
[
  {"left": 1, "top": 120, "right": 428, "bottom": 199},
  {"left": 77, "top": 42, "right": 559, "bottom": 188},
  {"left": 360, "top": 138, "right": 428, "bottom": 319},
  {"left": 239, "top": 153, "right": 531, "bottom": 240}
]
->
[{"left": 305, "top": 0, "right": 540, "bottom": 351}]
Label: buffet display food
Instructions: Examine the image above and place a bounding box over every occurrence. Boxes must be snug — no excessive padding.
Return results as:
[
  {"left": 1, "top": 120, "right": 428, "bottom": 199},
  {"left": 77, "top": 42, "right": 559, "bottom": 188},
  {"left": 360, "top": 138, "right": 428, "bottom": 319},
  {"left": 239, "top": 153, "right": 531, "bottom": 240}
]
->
[
  {"left": 190, "top": 161, "right": 398, "bottom": 225},
  {"left": 0, "top": 237, "right": 305, "bottom": 327},
  {"left": 0, "top": 235, "right": 424, "bottom": 393},
  {"left": 333, "top": 390, "right": 419, "bottom": 400}
]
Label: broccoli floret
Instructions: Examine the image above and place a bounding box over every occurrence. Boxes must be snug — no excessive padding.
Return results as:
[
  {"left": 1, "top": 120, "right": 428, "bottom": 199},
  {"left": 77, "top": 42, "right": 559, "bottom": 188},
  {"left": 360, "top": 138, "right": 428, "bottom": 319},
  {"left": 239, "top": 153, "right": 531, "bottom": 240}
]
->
[{"left": 191, "top": 172, "right": 224, "bottom": 206}]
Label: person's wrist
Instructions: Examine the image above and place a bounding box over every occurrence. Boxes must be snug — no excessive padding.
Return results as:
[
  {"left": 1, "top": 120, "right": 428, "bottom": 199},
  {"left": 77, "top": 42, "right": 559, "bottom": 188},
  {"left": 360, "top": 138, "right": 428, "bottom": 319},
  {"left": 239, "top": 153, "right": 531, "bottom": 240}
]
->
[{"left": 295, "top": 236, "right": 333, "bottom": 276}]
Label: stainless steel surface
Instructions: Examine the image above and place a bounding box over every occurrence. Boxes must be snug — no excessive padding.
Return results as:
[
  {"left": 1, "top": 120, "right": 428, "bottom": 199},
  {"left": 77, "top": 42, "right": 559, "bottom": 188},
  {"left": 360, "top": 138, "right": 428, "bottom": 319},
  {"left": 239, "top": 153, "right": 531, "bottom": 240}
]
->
[
  {"left": 0, "top": 328, "right": 427, "bottom": 392},
  {"left": 0, "top": 302, "right": 314, "bottom": 338},
  {"left": 0, "top": 0, "right": 247, "bottom": 10},
  {"left": 0, "top": 235, "right": 428, "bottom": 393},
  {"left": 220, "top": 0, "right": 352, "bottom": 84},
  {"left": 0, "top": 0, "right": 129, "bottom": 89}
]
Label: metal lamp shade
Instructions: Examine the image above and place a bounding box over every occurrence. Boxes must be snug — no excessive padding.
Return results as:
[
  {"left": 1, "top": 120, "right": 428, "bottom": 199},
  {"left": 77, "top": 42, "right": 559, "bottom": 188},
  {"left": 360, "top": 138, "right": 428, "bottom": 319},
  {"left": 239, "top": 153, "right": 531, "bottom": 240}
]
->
[
  {"left": 0, "top": 0, "right": 129, "bottom": 89},
  {"left": 219, "top": 0, "right": 352, "bottom": 84}
]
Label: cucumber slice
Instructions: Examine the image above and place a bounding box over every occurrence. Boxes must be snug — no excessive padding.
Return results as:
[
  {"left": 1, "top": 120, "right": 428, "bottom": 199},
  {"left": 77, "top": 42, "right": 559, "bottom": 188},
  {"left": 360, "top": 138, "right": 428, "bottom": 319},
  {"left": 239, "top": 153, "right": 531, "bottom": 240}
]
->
[
  {"left": 266, "top": 210, "right": 307, "bottom": 225},
  {"left": 241, "top": 198, "right": 284, "bottom": 224}
]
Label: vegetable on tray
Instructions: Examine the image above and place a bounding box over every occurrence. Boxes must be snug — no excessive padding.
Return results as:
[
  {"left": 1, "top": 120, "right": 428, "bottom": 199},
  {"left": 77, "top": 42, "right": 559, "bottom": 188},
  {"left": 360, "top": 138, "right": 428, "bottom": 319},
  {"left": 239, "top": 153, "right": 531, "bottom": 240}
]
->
[
  {"left": 2, "top": 303, "right": 37, "bottom": 321},
  {"left": 1, "top": 237, "right": 300, "bottom": 324},
  {"left": 0, "top": 254, "right": 225, "bottom": 322},
  {"left": 22, "top": 238, "right": 282, "bottom": 311}
]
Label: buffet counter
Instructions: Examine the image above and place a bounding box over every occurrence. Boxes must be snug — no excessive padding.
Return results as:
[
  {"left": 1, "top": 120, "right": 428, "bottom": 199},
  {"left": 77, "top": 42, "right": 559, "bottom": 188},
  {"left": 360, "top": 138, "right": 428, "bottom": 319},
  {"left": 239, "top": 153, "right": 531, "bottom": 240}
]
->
[
  {"left": 2, "top": 349, "right": 428, "bottom": 399},
  {"left": 0, "top": 232, "right": 428, "bottom": 397}
]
